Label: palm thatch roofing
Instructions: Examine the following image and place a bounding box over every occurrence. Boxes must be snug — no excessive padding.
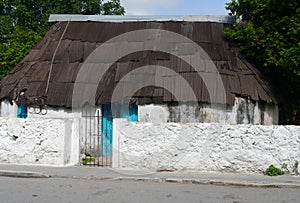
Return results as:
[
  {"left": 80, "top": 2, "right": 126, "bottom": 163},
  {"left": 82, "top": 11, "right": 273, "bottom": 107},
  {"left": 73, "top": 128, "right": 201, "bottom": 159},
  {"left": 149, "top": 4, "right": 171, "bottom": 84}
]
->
[{"left": 0, "top": 15, "right": 277, "bottom": 108}]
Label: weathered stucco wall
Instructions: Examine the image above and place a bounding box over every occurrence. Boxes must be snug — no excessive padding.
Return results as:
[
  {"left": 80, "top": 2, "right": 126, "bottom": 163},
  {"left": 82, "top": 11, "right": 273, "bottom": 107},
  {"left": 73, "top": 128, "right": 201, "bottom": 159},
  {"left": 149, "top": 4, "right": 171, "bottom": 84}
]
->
[
  {"left": 2, "top": 96, "right": 278, "bottom": 125},
  {"left": 138, "top": 97, "right": 279, "bottom": 125},
  {"left": 0, "top": 100, "right": 18, "bottom": 118},
  {"left": 0, "top": 100, "right": 83, "bottom": 118},
  {"left": 0, "top": 117, "right": 80, "bottom": 166},
  {"left": 113, "top": 119, "right": 300, "bottom": 173},
  {"left": 28, "top": 107, "right": 82, "bottom": 118}
]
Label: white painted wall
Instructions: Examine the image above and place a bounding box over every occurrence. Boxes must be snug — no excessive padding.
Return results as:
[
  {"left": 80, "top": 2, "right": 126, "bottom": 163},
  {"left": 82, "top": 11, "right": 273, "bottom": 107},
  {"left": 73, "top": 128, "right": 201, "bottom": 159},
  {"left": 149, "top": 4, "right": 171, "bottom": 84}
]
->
[
  {"left": 113, "top": 119, "right": 300, "bottom": 173},
  {"left": 28, "top": 107, "right": 82, "bottom": 118},
  {"left": 0, "top": 100, "right": 18, "bottom": 118},
  {"left": 0, "top": 100, "right": 83, "bottom": 119},
  {"left": 138, "top": 104, "right": 170, "bottom": 122},
  {"left": 138, "top": 97, "right": 279, "bottom": 125},
  {"left": 0, "top": 117, "right": 80, "bottom": 166},
  {"left": 1, "top": 97, "right": 278, "bottom": 125}
]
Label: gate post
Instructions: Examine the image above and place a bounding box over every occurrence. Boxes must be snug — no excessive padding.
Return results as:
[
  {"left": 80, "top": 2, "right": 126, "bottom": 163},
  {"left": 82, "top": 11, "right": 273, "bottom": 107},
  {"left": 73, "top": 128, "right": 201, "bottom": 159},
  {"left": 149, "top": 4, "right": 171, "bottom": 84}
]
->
[{"left": 112, "top": 118, "right": 127, "bottom": 168}]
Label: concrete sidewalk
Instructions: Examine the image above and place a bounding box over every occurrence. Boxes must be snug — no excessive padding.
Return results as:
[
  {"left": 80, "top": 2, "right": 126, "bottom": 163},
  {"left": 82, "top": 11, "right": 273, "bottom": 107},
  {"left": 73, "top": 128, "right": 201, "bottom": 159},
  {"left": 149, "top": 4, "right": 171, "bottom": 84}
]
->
[{"left": 0, "top": 164, "right": 300, "bottom": 188}]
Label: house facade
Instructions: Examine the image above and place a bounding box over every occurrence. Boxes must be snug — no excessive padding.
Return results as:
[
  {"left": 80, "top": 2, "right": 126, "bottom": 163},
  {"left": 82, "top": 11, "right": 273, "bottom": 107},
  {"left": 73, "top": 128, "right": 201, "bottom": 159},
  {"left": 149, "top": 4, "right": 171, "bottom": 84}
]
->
[
  {"left": 0, "top": 15, "right": 278, "bottom": 123},
  {"left": 0, "top": 15, "right": 280, "bottom": 167}
]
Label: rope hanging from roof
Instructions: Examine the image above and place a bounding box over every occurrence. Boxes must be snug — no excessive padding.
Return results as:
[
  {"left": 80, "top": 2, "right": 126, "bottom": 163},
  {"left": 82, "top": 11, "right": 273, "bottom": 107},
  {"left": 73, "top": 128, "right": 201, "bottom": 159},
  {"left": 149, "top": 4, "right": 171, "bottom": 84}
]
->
[{"left": 45, "top": 21, "right": 70, "bottom": 95}]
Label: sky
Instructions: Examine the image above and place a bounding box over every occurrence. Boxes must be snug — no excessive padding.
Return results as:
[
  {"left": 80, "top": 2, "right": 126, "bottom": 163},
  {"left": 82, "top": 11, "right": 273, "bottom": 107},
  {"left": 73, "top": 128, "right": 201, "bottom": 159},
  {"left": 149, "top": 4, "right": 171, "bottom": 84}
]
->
[{"left": 119, "top": 0, "right": 230, "bottom": 15}]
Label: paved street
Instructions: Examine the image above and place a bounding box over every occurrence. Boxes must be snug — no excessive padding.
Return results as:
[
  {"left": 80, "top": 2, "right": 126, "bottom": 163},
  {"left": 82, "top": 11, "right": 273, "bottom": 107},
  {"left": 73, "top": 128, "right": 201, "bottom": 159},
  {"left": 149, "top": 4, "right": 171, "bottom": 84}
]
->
[{"left": 0, "top": 177, "right": 299, "bottom": 203}]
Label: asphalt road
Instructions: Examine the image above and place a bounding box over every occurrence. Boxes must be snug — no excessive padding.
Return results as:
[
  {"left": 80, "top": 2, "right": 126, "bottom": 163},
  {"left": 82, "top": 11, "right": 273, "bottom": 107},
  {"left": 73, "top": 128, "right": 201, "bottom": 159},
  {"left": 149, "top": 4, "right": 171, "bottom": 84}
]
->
[{"left": 0, "top": 177, "right": 299, "bottom": 203}]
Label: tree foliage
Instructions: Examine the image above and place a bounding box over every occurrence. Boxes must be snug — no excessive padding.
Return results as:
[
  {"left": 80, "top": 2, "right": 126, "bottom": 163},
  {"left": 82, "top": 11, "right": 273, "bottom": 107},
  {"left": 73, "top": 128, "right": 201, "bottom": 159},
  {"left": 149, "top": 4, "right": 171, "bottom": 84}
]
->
[
  {"left": 225, "top": 0, "right": 300, "bottom": 75},
  {"left": 0, "top": 28, "right": 41, "bottom": 79},
  {"left": 0, "top": 0, "right": 125, "bottom": 79},
  {"left": 0, "top": 15, "right": 14, "bottom": 43},
  {"left": 225, "top": 0, "right": 300, "bottom": 122},
  {"left": 102, "top": 0, "right": 125, "bottom": 15},
  {"left": 3, "top": 0, "right": 125, "bottom": 33}
]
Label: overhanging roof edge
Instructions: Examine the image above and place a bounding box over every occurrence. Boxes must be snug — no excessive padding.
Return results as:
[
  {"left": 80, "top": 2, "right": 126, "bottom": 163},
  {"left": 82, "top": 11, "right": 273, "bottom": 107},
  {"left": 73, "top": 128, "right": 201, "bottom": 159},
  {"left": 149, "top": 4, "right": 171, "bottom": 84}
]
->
[{"left": 48, "top": 14, "right": 236, "bottom": 24}]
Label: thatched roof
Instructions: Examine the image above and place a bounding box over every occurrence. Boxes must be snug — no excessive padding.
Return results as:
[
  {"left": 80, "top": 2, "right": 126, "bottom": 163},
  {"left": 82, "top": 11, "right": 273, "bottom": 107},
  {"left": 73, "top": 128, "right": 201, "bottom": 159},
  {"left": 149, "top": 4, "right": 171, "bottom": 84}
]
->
[{"left": 0, "top": 16, "right": 277, "bottom": 108}]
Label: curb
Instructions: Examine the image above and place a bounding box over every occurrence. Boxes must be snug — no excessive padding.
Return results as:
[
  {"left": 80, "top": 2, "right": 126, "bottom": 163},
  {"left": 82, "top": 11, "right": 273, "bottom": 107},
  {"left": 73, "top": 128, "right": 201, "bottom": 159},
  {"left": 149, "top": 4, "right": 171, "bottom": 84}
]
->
[
  {"left": 113, "top": 177, "right": 300, "bottom": 189},
  {"left": 1, "top": 171, "right": 300, "bottom": 189},
  {"left": 0, "top": 170, "right": 50, "bottom": 178}
]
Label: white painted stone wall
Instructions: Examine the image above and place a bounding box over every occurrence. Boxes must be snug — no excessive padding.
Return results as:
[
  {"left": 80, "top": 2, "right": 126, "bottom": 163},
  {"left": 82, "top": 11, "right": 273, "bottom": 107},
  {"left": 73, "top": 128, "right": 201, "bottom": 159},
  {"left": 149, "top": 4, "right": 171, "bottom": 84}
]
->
[
  {"left": 1, "top": 97, "right": 278, "bottom": 125},
  {"left": 138, "top": 97, "right": 279, "bottom": 125},
  {"left": 0, "top": 117, "right": 80, "bottom": 166},
  {"left": 138, "top": 104, "right": 170, "bottom": 122},
  {"left": 113, "top": 119, "right": 300, "bottom": 173},
  {"left": 28, "top": 107, "right": 82, "bottom": 118},
  {"left": 0, "top": 100, "right": 18, "bottom": 118},
  {"left": 0, "top": 100, "right": 83, "bottom": 119}
]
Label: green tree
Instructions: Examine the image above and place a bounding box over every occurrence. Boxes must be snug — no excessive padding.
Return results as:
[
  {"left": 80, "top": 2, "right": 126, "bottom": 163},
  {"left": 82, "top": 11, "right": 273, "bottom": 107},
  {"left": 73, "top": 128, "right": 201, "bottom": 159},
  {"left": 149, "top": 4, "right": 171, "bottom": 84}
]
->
[
  {"left": 0, "top": 15, "right": 14, "bottom": 43},
  {"left": 3, "top": 0, "right": 125, "bottom": 34},
  {"left": 0, "top": 0, "right": 125, "bottom": 80},
  {"left": 0, "top": 27, "right": 41, "bottom": 79},
  {"left": 102, "top": 0, "right": 125, "bottom": 15},
  {"left": 225, "top": 0, "right": 300, "bottom": 123}
]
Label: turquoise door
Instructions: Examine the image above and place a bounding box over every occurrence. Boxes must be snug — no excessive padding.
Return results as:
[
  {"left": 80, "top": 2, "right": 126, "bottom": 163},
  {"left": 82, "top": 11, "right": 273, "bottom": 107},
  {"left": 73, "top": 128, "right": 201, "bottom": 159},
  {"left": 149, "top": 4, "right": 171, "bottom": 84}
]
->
[
  {"left": 17, "top": 104, "right": 28, "bottom": 118},
  {"left": 101, "top": 104, "right": 113, "bottom": 156},
  {"left": 120, "top": 103, "right": 138, "bottom": 122},
  {"left": 101, "top": 103, "right": 138, "bottom": 157}
]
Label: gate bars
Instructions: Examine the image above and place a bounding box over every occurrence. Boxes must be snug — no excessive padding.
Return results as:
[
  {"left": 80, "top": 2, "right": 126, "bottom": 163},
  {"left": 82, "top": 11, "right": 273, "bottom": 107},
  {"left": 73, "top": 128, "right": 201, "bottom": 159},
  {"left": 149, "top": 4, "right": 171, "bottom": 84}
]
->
[{"left": 81, "top": 107, "right": 112, "bottom": 167}]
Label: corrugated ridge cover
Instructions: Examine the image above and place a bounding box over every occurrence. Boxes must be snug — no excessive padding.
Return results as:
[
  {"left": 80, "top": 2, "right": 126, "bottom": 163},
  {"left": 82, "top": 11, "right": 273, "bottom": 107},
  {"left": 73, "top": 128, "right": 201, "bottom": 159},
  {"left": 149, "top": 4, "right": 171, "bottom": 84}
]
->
[{"left": 49, "top": 14, "right": 236, "bottom": 24}]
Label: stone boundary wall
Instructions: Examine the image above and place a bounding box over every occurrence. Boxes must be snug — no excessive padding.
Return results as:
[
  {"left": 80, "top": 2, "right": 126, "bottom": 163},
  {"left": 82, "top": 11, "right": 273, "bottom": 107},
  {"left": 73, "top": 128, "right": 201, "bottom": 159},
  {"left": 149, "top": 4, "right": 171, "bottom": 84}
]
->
[
  {"left": 113, "top": 119, "right": 300, "bottom": 173},
  {"left": 0, "top": 117, "right": 80, "bottom": 166}
]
